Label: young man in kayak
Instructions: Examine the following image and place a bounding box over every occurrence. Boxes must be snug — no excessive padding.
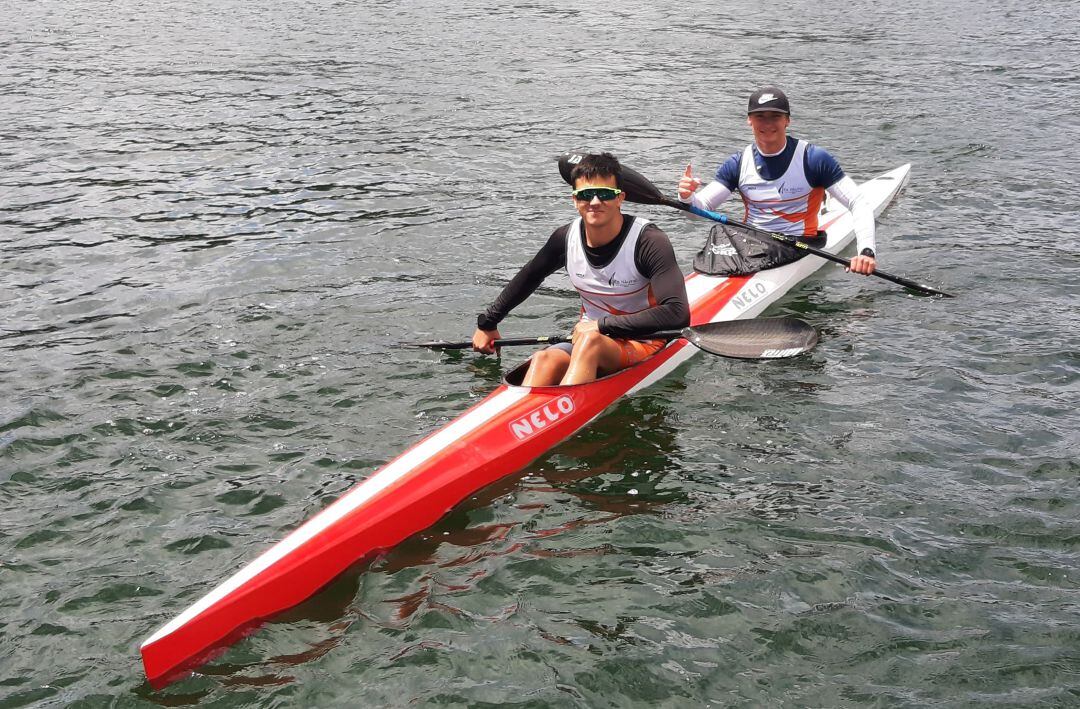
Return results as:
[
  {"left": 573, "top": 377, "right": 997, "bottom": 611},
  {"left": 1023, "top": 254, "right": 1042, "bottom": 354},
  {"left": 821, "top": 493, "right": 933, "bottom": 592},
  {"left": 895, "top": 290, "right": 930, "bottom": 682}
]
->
[
  {"left": 678, "top": 86, "right": 878, "bottom": 275},
  {"left": 472, "top": 153, "right": 690, "bottom": 386}
]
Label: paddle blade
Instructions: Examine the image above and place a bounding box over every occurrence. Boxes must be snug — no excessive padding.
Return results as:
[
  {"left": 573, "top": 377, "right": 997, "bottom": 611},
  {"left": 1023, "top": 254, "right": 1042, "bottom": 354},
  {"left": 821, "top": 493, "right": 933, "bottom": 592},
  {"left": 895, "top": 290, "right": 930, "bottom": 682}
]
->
[
  {"left": 557, "top": 152, "right": 685, "bottom": 210},
  {"left": 618, "top": 163, "right": 682, "bottom": 208},
  {"left": 683, "top": 317, "right": 818, "bottom": 359},
  {"left": 556, "top": 151, "right": 578, "bottom": 185}
]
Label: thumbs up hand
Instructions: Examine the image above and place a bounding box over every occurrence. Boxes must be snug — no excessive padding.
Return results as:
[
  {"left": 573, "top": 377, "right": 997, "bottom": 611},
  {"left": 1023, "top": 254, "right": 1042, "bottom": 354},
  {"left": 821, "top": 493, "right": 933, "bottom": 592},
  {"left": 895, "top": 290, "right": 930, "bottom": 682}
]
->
[{"left": 678, "top": 163, "right": 702, "bottom": 200}]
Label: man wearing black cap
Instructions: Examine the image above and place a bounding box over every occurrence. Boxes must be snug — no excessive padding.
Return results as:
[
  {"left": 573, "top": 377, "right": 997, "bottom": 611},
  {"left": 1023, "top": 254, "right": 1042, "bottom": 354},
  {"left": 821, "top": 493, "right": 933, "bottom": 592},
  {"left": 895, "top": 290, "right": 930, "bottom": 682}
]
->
[{"left": 678, "top": 86, "right": 878, "bottom": 275}]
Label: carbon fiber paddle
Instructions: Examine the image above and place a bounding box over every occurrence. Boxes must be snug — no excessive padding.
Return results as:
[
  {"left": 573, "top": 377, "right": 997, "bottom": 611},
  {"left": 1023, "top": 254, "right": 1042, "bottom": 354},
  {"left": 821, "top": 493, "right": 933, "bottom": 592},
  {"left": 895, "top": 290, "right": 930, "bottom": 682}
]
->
[{"left": 405, "top": 316, "right": 818, "bottom": 360}]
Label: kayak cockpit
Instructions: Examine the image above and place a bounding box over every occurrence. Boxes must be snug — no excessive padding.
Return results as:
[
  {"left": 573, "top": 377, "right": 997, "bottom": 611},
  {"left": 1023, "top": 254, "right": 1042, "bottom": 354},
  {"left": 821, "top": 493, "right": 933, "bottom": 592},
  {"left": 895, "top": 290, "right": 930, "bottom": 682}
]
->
[
  {"left": 500, "top": 340, "right": 677, "bottom": 388},
  {"left": 502, "top": 359, "right": 532, "bottom": 387}
]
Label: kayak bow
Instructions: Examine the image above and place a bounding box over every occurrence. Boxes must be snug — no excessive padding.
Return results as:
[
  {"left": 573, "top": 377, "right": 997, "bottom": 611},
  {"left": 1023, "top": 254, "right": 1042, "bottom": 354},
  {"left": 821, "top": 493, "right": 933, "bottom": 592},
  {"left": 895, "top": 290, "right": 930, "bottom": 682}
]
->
[{"left": 141, "top": 165, "right": 912, "bottom": 686}]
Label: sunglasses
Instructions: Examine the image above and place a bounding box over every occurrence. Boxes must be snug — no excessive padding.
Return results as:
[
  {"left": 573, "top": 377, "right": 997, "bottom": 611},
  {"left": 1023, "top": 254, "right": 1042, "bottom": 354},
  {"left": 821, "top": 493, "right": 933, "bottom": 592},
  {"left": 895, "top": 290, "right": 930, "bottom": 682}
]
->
[{"left": 572, "top": 187, "right": 622, "bottom": 202}]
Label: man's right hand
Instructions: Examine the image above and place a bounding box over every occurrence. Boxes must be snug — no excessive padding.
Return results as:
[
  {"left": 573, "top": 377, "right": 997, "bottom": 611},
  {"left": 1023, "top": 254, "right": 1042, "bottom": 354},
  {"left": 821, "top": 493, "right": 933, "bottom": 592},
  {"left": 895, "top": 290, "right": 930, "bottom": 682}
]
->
[
  {"left": 677, "top": 163, "right": 702, "bottom": 201},
  {"left": 472, "top": 328, "right": 501, "bottom": 354}
]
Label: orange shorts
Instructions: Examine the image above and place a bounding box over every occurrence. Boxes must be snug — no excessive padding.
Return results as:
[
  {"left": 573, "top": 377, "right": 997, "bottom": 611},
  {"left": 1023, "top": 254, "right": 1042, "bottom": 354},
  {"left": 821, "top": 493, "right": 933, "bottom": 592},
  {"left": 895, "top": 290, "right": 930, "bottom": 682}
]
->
[
  {"left": 550, "top": 337, "right": 667, "bottom": 371},
  {"left": 614, "top": 338, "right": 667, "bottom": 369}
]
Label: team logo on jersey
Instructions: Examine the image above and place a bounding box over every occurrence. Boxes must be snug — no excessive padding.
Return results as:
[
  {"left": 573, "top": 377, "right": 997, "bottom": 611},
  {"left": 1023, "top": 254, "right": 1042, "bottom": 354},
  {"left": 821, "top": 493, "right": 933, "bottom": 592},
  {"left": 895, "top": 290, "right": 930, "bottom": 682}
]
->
[
  {"left": 607, "top": 273, "right": 641, "bottom": 288},
  {"left": 776, "top": 181, "right": 805, "bottom": 197}
]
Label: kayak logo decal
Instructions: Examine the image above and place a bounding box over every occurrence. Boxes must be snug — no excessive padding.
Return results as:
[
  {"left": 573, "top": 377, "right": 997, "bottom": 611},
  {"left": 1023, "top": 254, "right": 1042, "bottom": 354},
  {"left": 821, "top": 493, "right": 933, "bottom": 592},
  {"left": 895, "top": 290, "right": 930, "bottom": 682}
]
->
[
  {"left": 730, "top": 281, "right": 769, "bottom": 311},
  {"left": 510, "top": 395, "right": 575, "bottom": 440}
]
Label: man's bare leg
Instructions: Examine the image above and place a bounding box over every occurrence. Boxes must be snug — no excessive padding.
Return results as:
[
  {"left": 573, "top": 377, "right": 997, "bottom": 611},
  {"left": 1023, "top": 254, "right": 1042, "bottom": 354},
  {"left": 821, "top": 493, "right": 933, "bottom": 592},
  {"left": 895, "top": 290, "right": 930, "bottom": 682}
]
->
[
  {"left": 560, "top": 331, "right": 625, "bottom": 385},
  {"left": 521, "top": 348, "right": 571, "bottom": 387}
]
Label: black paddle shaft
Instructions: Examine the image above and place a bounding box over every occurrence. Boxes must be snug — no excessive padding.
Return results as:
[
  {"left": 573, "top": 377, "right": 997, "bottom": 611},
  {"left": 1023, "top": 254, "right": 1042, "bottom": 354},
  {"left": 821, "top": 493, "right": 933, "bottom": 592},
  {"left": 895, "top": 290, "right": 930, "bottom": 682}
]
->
[
  {"left": 405, "top": 334, "right": 575, "bottom": 350},
  {"left": 405, "top": 317, "right": 818, "bottom": 360}
]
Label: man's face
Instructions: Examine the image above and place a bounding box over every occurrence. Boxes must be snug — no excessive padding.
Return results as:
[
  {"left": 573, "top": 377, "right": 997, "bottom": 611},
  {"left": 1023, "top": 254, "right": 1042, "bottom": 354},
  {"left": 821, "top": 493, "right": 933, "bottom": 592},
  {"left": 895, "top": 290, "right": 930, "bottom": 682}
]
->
[
  {"left": 572, "top": 174, "right": 624, "bottom": 230},
  {"left": 747, "top": 111, "right": 791, "bottom": 147}
]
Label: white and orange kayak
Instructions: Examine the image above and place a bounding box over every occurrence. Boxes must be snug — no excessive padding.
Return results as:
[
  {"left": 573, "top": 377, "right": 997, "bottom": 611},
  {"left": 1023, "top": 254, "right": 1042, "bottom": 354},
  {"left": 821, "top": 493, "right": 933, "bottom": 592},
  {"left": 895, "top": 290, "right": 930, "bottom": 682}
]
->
[{"left": 140, "top": 164, "right": 911, "bottom": 685}]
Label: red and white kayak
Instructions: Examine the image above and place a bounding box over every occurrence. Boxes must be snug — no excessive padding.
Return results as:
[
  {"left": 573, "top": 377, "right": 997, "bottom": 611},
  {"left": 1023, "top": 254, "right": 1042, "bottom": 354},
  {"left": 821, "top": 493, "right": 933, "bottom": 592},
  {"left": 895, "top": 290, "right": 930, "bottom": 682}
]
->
[{"left": 140, "top": 165, "right": 911, "bottom": 685}]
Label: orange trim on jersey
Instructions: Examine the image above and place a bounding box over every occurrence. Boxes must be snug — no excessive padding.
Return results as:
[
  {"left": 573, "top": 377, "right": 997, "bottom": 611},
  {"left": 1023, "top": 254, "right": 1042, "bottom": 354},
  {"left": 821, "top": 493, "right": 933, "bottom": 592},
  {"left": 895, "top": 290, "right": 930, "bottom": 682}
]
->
[
  {"left": 573, "top": 281, "right": 651, "bottom": 298},
  {"left": 743, "top": 190, "right": 814, "bottom": 206},
  {"left": 802, "top": 187, "right": 824, "bottom": 235},
  {"left": 578, "top": 296, "right": 641, "bottom": 317},
  {"left": 580, "top": 285, "right": 659, "bottom": 318},
  {"left": 747, "top": 186, "right": 825, "bottom": 236}
]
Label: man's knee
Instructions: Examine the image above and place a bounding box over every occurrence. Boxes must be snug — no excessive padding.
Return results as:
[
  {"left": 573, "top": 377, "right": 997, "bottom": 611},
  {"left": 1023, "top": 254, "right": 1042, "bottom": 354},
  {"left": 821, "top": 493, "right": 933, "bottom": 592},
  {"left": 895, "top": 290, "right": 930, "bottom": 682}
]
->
[
  {"left": 574, "top": 330, "right": 607, "bottom": 354},
  {"left": 532, "top": 348, "right": 567, "bottom": 367}
]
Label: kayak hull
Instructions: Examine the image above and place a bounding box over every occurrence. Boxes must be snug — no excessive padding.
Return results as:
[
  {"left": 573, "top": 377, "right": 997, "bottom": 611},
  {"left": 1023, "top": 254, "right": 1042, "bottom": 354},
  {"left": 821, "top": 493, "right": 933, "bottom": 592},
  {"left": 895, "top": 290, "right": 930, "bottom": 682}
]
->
[{"left": 141, "top": 164, "right": 911, "bottom": 685}]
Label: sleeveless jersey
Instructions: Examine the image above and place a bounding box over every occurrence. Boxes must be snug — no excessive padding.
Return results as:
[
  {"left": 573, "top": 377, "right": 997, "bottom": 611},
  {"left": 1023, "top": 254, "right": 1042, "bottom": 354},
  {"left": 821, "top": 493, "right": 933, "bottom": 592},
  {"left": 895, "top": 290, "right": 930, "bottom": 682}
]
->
[
  {"left": 565, "top": 216, "right": 656, "bottom": 323},
  {"left": 738, "top": 139, "right": 825, "bottom": 237}
]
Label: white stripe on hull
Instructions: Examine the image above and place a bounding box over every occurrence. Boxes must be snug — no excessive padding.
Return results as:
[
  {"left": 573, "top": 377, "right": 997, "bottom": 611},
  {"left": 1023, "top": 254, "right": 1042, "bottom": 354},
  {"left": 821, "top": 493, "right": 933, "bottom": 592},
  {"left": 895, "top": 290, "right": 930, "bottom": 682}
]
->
[{"left": 143, "top": 386, "right": 532, "bottom": 647}]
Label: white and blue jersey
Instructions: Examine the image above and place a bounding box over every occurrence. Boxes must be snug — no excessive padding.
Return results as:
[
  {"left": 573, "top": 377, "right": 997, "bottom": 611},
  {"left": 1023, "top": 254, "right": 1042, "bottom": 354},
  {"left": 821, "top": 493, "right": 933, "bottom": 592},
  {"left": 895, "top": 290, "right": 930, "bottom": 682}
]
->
[
  {"left": 727, "top": 139, "right": 833, "bottom": 237},
  {"left": 682, "top": 135, "right": 877, "bottom": 254},
  {"left": 714, "top": 136, "right": 844, "bottom": 192}
]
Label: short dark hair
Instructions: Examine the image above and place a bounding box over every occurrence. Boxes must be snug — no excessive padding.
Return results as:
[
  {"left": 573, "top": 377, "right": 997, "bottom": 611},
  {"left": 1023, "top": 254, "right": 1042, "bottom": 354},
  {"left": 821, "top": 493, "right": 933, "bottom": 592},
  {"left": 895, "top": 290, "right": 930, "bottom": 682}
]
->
[{"left": 570, "top": 152, "right": 621, "bottom": 185}]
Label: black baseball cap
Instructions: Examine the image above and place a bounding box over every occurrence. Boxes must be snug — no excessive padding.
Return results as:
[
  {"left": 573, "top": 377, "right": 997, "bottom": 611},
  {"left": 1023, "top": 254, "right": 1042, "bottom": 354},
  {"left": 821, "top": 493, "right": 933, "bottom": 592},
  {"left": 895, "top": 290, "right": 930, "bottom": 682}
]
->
[{"left": 747, "top": 86, "right": 790, "bottom": 115}]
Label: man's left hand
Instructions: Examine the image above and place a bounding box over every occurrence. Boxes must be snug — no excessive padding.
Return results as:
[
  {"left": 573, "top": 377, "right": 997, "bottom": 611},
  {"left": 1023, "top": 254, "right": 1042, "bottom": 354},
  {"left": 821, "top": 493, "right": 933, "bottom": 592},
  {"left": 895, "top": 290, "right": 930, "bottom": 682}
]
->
[
  {"left": 847, "top": 254, "right": 876, "bottom": 275},
  {"left": 571, "top": 319, "right": 599, "bottom": 346}
]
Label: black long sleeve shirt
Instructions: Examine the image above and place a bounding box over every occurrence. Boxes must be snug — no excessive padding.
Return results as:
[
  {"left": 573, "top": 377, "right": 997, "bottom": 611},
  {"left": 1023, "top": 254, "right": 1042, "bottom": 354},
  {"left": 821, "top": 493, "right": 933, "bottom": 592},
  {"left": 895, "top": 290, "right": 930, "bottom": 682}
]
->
[{"left": 477, "top": 216, "right": 690, "bottom": 338}]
